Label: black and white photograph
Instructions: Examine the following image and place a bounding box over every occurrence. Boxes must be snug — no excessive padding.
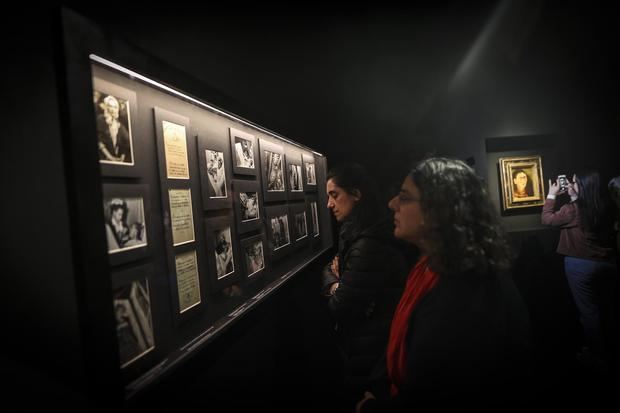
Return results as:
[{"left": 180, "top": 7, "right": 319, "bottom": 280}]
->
[
  {"left": 229, "top": 127, "right": 257, "bottom": 175},
  {"left": 294, "top": 211, "right": 308, "bottom": 241},
  {"left": 305, "top": 162, "right": 316, "bottom": 185},
  {"left": 103, "top": 196, "right": 147, "bottom": 254},
  {"left": 311, "top": 201, "right": 320, "bottom": 237},
  {"left": 259, "top": 140, "right": 287, "bottom": 202},
  {"left": 214, "top": 227, "right": 235, "bottom": 279},
  {"left": 302, "top": 153, "right": 317, "bottom": 190},
  {"left": 270, "top": 214, "right": 290, "bottom": 250},
  {"left": 289, "top": 164, "right": 303, "bottom": 192},
  {"left": 197, "top": 133, "right": 232, "bottom": 210},
  {"left": 93, "top": 79, "right": 135, "bottom": 167},
  {"left": 206, "top": 150, "right": 227, "bottom": 198},
  {"left": 234, "top": 137, "right": 254, "bottom": 168},
  {"left": 205, "top": 215, "right": 240, "bottom": 290},
  {"left": 266, "top": 151, "right": 284, "bottom": 191},
  {"left": 240, "top": 191, "right": 259, "bottom": 222},
  {"left": 113, "top": 278, "right": 155, "bottom": 368},
  {"left": 244, "top": 240, "right": 265, "bottom": 277},
  {"left": 233, "top": 179, "right": 263, "bottom": 233}
]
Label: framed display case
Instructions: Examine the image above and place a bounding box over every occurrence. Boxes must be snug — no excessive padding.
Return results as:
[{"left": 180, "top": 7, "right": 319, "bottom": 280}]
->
[{"left": 58, "top": 8, "right": 333, "bottom": 405}]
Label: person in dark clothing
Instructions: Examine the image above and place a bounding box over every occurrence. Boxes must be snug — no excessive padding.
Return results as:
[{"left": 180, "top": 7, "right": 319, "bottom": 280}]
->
[
  {"left": 357, "top": 157, "right": 531, "bottom": 411},
  {"left": 542, "top": 172, "right": 617, "bottom": 371},
  {"left": 321, "top": 163, "right": 410, "bottom": 411}
]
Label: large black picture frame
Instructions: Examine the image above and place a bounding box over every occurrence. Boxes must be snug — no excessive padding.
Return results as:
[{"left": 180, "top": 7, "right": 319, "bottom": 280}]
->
[
  {"left": 205, "top": 214, "right": 241, "bottom": 291},
  {"left": 264, "top": 204, "right": 292, "bottom": 260},
  {"left": 285, "top": 150, "right": 305, "bottom": 201},
  {"left": 233, "top": 179, "right": 263, "bottom": 234},
  {"left": 92, "top": 76, "right": 141, "bottom": 178},
  {"left": 306, "top": 194, "right": 322, "bottom": 245},
  {"left": 102, "top": 183, "right": 151, "bottom": 266},
  {"left": 111, "top": 263, "right": 157, "bottom": 382},
  {"left": 197, "top": 132, "right": 233, "bottom": 210},
  {"left": 302, "top": 153, "right": 317, "bottom": 192},
  {"left": 240, "top": 232, "right": 268, "bottom": 281},
  {"left": 289, "top": 201, "right": 310, "bottom": 249},
  {"left": 229, "top": 127, "right": 259, "bottom": 176},
  {"left": 259, "top": 139, "right": 287, "bottom": 202}
]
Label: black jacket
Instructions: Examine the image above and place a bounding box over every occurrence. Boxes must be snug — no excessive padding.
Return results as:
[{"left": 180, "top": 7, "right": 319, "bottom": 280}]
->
[
  {"left": 364, "top": 269, "right": 532, "bottom": 411},
  {"left": 322, "top": 216, "right": 410, "bottom": 391}
]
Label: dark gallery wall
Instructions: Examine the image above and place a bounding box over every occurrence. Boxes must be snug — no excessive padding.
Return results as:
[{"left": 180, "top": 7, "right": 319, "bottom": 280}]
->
[{"left": 1, "top": 0, "right": 618, "bottom": 407}]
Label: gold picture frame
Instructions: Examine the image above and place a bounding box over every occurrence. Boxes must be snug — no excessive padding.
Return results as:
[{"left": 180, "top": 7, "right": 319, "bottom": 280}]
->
[{"left": 499, "top": 155, "right": 545, "bottom": 210}]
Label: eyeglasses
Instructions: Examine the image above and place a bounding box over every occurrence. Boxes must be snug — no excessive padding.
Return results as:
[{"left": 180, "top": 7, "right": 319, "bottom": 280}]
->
[{"left": 396, "top": 194, "right": 421, "bottom": 204}]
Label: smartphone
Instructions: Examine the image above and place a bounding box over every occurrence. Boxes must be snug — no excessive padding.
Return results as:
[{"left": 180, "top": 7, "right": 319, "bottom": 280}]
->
[{"left": 558, "top": 174, "right": 568, "bottom": 191}]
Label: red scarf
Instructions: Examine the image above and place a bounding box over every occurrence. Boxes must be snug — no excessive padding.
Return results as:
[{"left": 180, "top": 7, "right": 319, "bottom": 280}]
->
[{"left": 387, "top": 255, "right": 438, "bottom": 396}]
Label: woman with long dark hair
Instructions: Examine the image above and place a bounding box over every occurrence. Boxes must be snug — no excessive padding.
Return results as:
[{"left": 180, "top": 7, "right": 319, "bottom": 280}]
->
[
  {"left": 542, "top": 171, "right": 617, "bottom": 371},
  {"left": 321, "top": 163, "right": 410, "bottom": 410},
  {"left": 358, "top": 157, "right": 531, "bottom": 410}
]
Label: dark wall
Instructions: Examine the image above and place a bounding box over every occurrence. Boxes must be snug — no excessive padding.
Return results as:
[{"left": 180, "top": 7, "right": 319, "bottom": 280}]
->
[{"left": 1, "top": 6, "right": 85, "bottom": 390}]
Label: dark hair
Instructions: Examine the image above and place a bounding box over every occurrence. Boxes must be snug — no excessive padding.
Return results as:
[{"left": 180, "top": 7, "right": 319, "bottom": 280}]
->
[
  {"left": 574, "top": 171, "right": 613, "bottom": 233},
  {"left": 410, "top": 157, "right": 512, "bottom": 276},
  {"left": 327, "top": 163, "right": 381, "bottom": 227}
]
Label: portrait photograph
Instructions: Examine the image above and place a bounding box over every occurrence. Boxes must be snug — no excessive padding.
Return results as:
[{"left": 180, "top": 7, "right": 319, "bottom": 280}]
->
[
  {"left": 92, "top": 77, "right": 136, "bottom": 169},
  {"left": 197, "top": 134, "right": 232, "bottom": 210},
  {"left": 311, "top": 201, "right": 320, "bottom": 237},
  {"left": 259, "top": 139, "right": 287, "bottom": 202},
  {"left": 103, "top": 196, "right": 147, "bottom": 254},
  {"left": 233, "top": 179, "right": 262, "bottom": 233},
  {"left": 499, "top": 155, "right": 545, "bottom": 210},
  {"left": 214, "top": 227, "right": 235, "bottom": 280},
  {"left": 302, "top": 153, "right": 317, "bottom": 191},
  {"left": 205, "top": 215, "right": 241, "bottom": 290},
  {"left": 289, "top": 164, "right": 304, "bottom": 192},
  {"left": 305, "top": 162, "right": 316, "bottom": 185},
  {"left": 234, "top": 136, "right": 255, "bottom": 169},
  {"left": 206, "top": 150, "right": 227, "bottom": 198},
  {"left": 294, "top": 211, "right": 308, "bottom": 241},
  {"left": 265, "top": 150, "right": 285, "bottom": 191},
  {"left": 113, "top": 278, "right": 155, "bottom": 368},
  {"left": 94, "top": 91, "right": 134, "bottom": 166},
  {"left": 244, "top": 239, "right": 265, "bottom": 277},
  {"left": 240, "top": 191, "right": 260, "bottom": 222},
  {"left": 229, "top": 127, "right": 258, "bottom": 175},
  {"left": 270, "top": 214, "right": 290, "bottom": 250}
]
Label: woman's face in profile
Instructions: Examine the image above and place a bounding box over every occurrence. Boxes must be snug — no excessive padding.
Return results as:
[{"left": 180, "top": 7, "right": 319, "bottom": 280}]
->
[
  {"left": 112, "top": 207, "right": 124, "bottom": 222},
  {"left": 326, "top": 178, "right": 359, "bottom": 222},
  {"left": 388, "top": 176, "right": 425, "bottom": 248}
]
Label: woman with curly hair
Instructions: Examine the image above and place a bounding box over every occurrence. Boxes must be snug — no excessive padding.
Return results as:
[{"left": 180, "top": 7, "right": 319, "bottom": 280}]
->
[{"left": 357, "top": 157, "right": 531, "bottom": 411}]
